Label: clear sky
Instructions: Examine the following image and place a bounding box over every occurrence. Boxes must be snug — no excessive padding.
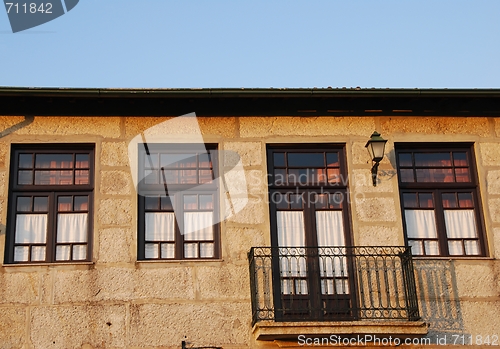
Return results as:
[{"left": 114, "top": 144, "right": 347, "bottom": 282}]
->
[{"left": 1, "top": 0, "right": 499, "bottom": 88}]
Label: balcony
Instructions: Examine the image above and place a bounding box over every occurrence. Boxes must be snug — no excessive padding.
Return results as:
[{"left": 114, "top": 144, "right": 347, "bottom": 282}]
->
[{"left": 248, "top": 246, "right": 427, "bottom": 340}]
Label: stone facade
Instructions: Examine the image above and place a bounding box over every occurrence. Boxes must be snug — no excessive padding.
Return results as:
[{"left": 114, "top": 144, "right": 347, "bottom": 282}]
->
[{"left": 0, "top": 89, "right": 499, "bottom": 348}]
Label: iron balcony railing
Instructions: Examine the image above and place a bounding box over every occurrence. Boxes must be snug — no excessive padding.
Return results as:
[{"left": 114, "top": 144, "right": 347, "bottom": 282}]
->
[{"left": 248, "top": 246, "right": 420, "bottom": 325}]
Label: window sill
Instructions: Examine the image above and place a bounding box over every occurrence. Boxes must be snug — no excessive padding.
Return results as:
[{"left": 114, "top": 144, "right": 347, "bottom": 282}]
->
[
  {"left": 135, "top": 259, "right": 224, "bottom": 267},
  {"left": 413, "top": 256, "right": 495, "bottom": 261},
  {"left": 252, "top": 320, "right": 428, "bottom": 341},
  {"left": 2, "top": 261, "right": 94, "bottom": 270}
]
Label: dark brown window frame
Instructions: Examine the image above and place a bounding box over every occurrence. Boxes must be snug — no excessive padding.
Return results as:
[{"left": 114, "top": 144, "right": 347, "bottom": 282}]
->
[
  {"left": 395, "top": 142, "right": 488, "bottom": 257},
  {"left": 5, "top": 144, "right": 95, "bottom": 264},
  {"left": 137, "top": 143, "right": 220, "bottom": 261}
]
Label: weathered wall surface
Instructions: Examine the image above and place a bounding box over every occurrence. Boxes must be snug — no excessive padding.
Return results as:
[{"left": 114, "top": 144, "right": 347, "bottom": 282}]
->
[{"left": 0, "top": 115, "right": 498, "bottom": 348}]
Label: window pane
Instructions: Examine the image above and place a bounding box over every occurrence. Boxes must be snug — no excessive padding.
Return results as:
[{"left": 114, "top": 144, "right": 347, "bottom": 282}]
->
[
  {"left": 408, "top": 240, "right": 423, "bottom": 256},
  {"left": 273, "top": 153, "right": 286, "bottom": 167},
  {"left": 276, "top": 211, "right": 305, "bottom": 247},
  {"left": 184, "top": 243, "right": 198, "bottom": 258},
  {"left": 74, "top": 196, "right": 89, "bottom": 211},
  {"left": 75, "top": 154, "right": 89, "bottom": 168},
  {"left": 35, "top": 170, "right": 74, "bottom": 185},
  {"left": 329, "top": 193, "right": 344, "bottom": 209},
  {"left": 414, "top": 153, "right": 451, "bottom": 167},
  {"left": 33, "top": 197, "right": 48, "bottom": 212},
  {"left": 31, "top": 246, "right": 46, "bottom": 261},
  {"left": 326, "top": 153, "right": 339, "bottom": 167},
  {"left": 419, "top": 193, "right": 434, "bottom": 208},
  {"left": 444, "top": 210, "right": 478, "bottom": 239},
  {"left": 144, "top": 169, "right": 159, "bottom": 184},
  {"left": 404, "top": 210, "right": 438, "bottom": 239},
  {"left": 416, "top": 168, "right": 454, "bottom": 182},
  {"left": 15, "top": 214, "right": 47, "bottom": 243},
  {"left": 274, "top": 193, "right": 288, "bottom": 209},
  {"left": 448, "top": 241, "right": 464, "bottom": 256},
  {"left": 75, "top": 170, "right": 89, "bottom": 185},
  {"left": 35, "top": 154, "right": 73, "bottom": 169},
  {"left": 442, "top": 193, "right": 457, "bottom": 208},
  {"left": 399, "top": 169, "right": 414, "bottom": 182},
  {"left": 453, "top": 152, "right": 468, "bottom": 166},
  {"left": 198, "top": 170, "right": 213, "bottom": 183},
  {"left": 290, "top": 194, "right": 303, "bottom": 209},
  {"left": 18, "top": 170, "right": 33, "bottom": 185},
  {"left": 424, "top": 241, "right": 440, "bottom": 255},
  {"left": 288, "top": 169, "right": 308, "bottom": 184},
  {"left": 200, "top": 243, "right": 214, "bottom": 258},
  {"left": 58, "top": 196, "right": 72, "bottom": 211},
  {"left": 17, "top": 197, "right": 32, "bottom": 212},
  {"left": 403, "top": 193, "right": 418, "bottom": 208},
  {"left": 161, "top": 169, "right": 178, "bottom": 184},
  {"left": 145, "top": 213, "right": 175, "bottom": 241},
  {"left": 160, "top": 196, "right": 173, "bottom": 210},
  {"left": 19, "top": 154, "right": 33, "bottom": 168},
  {"left": 455, "top": 168, "right": 470, "bottom": 182},
  {"left": 184, "top": 212, "right": 213, "bottom": 240},
  {"left": 198, "top": 153, "right": 212, "bottom": 168},
  {"left": 458, "top": 193, "right": 474, "bottom": 208},
  {"left": 145, "top": 243, "right": 159, "bottom": 258},
  {"left": 72, "top": 245, "right": 87, "bottom": 260},
  {"left": 184, "top": 195, "right": 197, "bottom": 210},
  {"left": 56, "top": 245, "right": 71, "bottom": 261},
  {"left": 57, "top": 213, "right": 88, "bottom": 243},
  {"left": 315, "top": 194, "right": 328, "bottom": 209},
  {"left": 274, "top": 169, "right": 287, "bottom": 185},
  {"left": 464, "top": 241, "right": 480, "bottom": 255},
  {"left": 327, "top": 168, "right": 341, "bottom": 183},
  {"left": 199, "top": 195, "right": 213, "bottom": 210},
  {"left": 14, "top": 246, "right": 29, "bottom": 262},
  {"left": 179, "top": 170, "right": 197, "bottom": 184},
  {"left": 145, "top": 196, "right": 159, "bottom": 210},
  {"left": 398, "top": 153, "right": 412, "bottom": 167},
  {"left": 288, "top": 153, "right": 324, "bottom": 167},
  {"left": 161, "top": 154, "right": 196, "bottom": 168},
  {"left": 161, "top": 243, "right": 175, "bottom": 258}
]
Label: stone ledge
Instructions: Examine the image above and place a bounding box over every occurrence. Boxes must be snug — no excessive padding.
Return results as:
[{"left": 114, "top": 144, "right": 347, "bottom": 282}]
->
[{"left": 253, "top": 320, "right": 428, "bottom": 341}]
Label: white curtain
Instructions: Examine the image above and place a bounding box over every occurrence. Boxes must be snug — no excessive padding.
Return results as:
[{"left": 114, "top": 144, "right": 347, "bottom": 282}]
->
[
  {"left": 405, "top": 210, "right": 439, "bottom": 255},
  {"left": 316, "top": 211, "right": 348, "bottom": 294},
  {"left": 277, "top": 211, "right": 307, "bottom": 294},
  {"left": 444, "top": 210, "right": 479, "bottom": 255},
  {"left": 56, "top": 213, "right": 88, "bottom": 261},
  {"left": 145, "top": 212, "right": 175, "bottom": 241},
  {"left": 184, "top": 212, "right": 213, "bottom": 240},
  {"left": 57, "top": 213, "right": 88, "bottom": 243},
  {"left": 15, "top": 214, "right": 47, "bottom": 243}
]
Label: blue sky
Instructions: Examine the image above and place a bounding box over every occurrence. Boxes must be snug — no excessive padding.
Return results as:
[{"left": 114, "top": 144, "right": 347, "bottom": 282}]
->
[{"left": 1, "top": 0, "right": 499, "bottom": 88}]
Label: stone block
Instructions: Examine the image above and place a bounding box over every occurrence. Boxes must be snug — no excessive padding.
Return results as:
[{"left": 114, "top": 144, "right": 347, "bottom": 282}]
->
[
  {"left": 351, "top": 169, "right": 395, "bottom": 193},
  {"left": 0, "top": 272, "right": 40, "bottom": 304},
  {"left": 381, "top": 117, "right": 490, "bottom": 137},
  {"left": 53, "top": 268, "right": 134, "bottom": 304},
  {"left": 98, "top": 228, "right": 134, "bottom": 263},
  {"left": 30, "top": 305, "right": 126, "bottom": 349},
  {"left": 3, "top": 116, "right": 121, "bottom": 138},
  {"left": 0, "top": 142, "right": 8, "bottom": 169},
  {"left": 493, "top": 228, "right": 500, "bottom": 259},
  {"left": 223, "top": 142, "right": 262, "bottom": 167},
  {"left": 354, "top": 197, "right": 397, "bottom": 222},
  {"left": 480, "top": 143, "right": 500, "bottom": 166},
  {"left": 98, "top": 198, "right": 133, "bottom": 226},
  {"left": 357, "top": 225, "right": 402, "bottom": 246},
  {"left": 226, "top": 197, "right": 266, "bottom": 225},
  {"left": 225, "top": 227, "right": 267, "bottom": 262},
  {"left": 454, "top": 261, "right": 498, "bottom": 298},
  {"left": 239, "top": 117, "right": 375, "bottom": 138},
  {"left": 488, "top": 198, "right": 500, "bottom": 223},
  {"left": 486, "top": 170, "right": 500, "bottom": 194},
  {"left": 101, "top": 142, "right": 130, "bottom": 167},
  {"left": 196, "top": 265, "right": 250, "bottom": 300},
  {"left": 129, "top": 302, "right": 249, "bottom": 347},
  {"left": 134, "top": 267, "right": 195, "bottom": 300},
  {"left": 0, "top": 307, "right": 26, "bottom": 348},
  {"left": 460, "top": 300, "right": 500, "bottom": 337},
  {"left": 351, "top": 141, "right": 372, "bottom": 165},
  {"left": 125, "top": 116, "right": 237, "bottom": 138},
  {"left": 100, "top": 170, "right": 133, "bottom": 195}
]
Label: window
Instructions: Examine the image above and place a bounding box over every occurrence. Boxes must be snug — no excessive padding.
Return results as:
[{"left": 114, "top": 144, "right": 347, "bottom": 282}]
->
[
  {"left": 267, "top": 145, "right": 354, "bottom": 320},
  {"left": 137, "top": 144, "right": 219, "bottom": 260},
  {"left": 396, "top": 143, "right": 486, "bottom": 257},
  {"left": 5, "top": 144, "right": 94, "bottom": 264}
]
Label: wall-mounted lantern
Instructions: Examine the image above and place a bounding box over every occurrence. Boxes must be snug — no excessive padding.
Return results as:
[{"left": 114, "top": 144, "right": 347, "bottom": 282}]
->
[{"left": 365, "top": 131, "right": 388, "bottom": 186}]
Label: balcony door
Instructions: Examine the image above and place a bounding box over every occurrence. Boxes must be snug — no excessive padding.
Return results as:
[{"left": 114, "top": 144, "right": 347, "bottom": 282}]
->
[{"left": 267, "top": 145, "right": 356, "bottom": 321}]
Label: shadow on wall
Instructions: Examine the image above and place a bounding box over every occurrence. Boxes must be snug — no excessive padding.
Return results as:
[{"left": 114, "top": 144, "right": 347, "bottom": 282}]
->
[
  {"left": 414, "top": 259, "right": 468, "bottom": 343},
  {"left": 0, "top": 115, "right": 34, "bottom": 139}
]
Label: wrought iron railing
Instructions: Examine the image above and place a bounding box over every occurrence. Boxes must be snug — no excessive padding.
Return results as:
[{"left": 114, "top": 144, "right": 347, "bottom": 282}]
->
[{"left": 248, "top": 246, "right": 420, "bottom": 325}]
